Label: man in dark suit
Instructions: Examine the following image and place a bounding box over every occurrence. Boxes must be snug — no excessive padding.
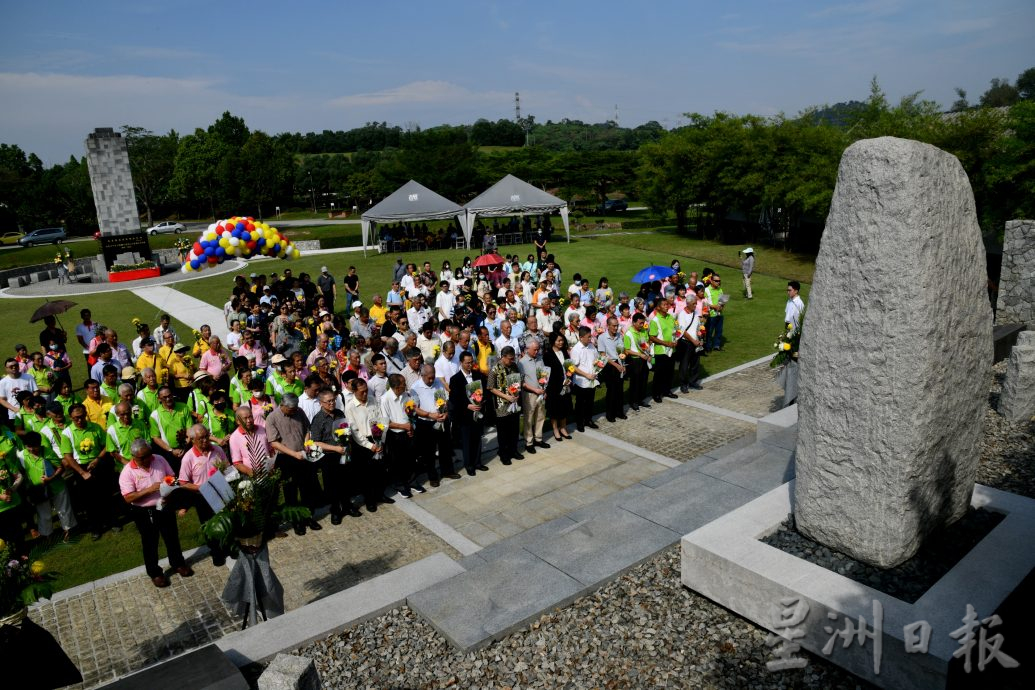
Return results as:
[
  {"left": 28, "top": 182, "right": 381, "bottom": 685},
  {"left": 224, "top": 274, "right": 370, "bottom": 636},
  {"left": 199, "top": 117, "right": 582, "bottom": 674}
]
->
[{"left": 448, "top": 351, "right": 488, "bottom": 476}]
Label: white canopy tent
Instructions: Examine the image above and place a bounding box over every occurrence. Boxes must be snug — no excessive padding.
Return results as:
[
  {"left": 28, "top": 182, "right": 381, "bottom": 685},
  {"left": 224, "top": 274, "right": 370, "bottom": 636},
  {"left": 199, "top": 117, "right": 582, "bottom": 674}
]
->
[
  {"left": 463, "top": 174, "right": 569, "bottom": 248},
  {"left": 360, "top": 180, "right": 467, "bottom": 256}
]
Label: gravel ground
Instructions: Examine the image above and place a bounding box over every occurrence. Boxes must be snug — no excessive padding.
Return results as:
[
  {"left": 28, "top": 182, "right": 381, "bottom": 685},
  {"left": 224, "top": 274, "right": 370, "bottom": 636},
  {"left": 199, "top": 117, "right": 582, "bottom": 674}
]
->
[
  {"left": 296, "top": 547, "right": 864, "bottom": 689},
  {"left": 280, "top": 363, "right": 1031, "bottom": 690}
]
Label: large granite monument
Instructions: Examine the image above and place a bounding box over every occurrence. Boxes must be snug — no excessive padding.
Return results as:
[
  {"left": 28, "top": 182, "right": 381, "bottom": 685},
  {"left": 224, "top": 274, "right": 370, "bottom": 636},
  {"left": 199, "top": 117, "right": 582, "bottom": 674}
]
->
[
  {"left": 794, "top": 137, "right": 993, "bottom": 568},
  {"left": 85, "top": 127, "right": 152, "bottom": 269},
  {"left": 999, "top": 330, "right": 1035, "bottom": 422}
]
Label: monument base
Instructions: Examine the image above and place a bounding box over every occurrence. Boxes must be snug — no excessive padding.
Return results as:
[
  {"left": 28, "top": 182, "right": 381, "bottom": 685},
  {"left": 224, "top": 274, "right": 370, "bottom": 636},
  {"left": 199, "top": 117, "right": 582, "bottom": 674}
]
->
[
  {"left": 681, "top": 481, "right": 1035, "bottom": 689},
  {"left": 108, "top": 267, "right": 161, "bottom": 282}
]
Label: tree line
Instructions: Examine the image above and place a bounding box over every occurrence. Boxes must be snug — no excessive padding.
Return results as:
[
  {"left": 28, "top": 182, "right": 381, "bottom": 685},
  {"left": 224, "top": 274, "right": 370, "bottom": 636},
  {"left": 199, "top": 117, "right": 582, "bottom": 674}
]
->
[{"left": 0, "top": 70, "right": 1031, "bottom": 250}]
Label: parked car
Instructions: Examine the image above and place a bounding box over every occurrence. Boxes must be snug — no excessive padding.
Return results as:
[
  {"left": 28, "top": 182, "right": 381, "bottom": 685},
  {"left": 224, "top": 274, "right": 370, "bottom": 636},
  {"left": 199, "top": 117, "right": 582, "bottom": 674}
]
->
[
  {"left": 147, "top": 221, "right": 186, "bottom": 235},
  {"left": 595, "top": 199, "right": 628, "bottom": 214},
  {"left": 18, "top": 227, "right": 67, "bottom": 246},
  {"left": 0, "top": 231, "right": 25, "bottom": 246}
]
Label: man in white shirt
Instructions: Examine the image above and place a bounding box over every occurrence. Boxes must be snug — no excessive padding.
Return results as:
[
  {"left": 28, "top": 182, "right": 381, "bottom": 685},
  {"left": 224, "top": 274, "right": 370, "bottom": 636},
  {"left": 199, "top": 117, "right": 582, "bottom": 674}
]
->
[
  {"left": 567, "top": 273, "right": 583, "bottom": 300},
  {"left": 435, "top": 281, "right": 453, "bottom": 321},
  {"left": 569, "top": 326, "right": 599, "bottom": 432},
  {"left": 407, "top": 294, "right": 430, "bottom": 333},
  {"left": 409, "top": 364, "right": 458, "bottom": 487},
  {"left": 0, "top": 357, "right": 37, "bottom": 421},
  {"left": 416, "top": 322, "right": 440, "bottom": 363},
  {"left": 434, "top": 341, "right": 459, "bottom": 392},
  {"left": 297, "top": 377, "right": 322, "bottom": 422},
  {"left": 379, "top": 374, "right": 421, "bottom": 498},
  {"left": 343, "top": 378, "right": 387, "bottom": 513},
  {"left": 785, "top": 281, "right": 805, "bottom": 334},
  {"left": 675, "top": 295, "right": 704, "bottom": 393},
  {"left": 401, "top": 348, "right": 424, "bottom": 390},
  {"left": 366, "top": 354, "right": 389, "bottom": 404},
  {"left": 494, "top": 319, "right": 521, "bottom": 356}
]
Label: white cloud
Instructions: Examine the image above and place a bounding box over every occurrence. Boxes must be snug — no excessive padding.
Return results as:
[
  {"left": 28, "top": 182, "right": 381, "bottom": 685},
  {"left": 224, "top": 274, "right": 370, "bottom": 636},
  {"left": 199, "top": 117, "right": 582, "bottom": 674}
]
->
[{"left": 329, "top": 80, "right": 509, "bottom": 109}]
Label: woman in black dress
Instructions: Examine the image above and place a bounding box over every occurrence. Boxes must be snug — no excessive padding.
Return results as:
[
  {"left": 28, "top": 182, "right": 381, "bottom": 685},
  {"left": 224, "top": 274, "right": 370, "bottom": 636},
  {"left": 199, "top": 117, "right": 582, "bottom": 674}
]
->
[{"left": 544, "top": 331, "right": 573, "bottom": 441}]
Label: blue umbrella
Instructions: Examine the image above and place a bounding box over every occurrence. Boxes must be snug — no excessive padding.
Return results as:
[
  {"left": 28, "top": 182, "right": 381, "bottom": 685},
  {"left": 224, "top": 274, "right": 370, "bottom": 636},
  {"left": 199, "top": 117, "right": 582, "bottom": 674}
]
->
[{"left": 631, "top": 265, "right": 676, "bottom": 283}]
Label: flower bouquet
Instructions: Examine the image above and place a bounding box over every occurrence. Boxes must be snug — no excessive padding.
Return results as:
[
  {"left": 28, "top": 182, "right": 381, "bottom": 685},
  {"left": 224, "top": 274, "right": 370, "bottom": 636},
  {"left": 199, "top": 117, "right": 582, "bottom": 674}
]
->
[
  {"left": 466, "top": 380, "right": 484, "bottom": 421},
  {"left": 771, "top": 311, "right": 805, "bottom": 369},
  {"left": 156, "top": 475, "right": 180, "bottom": 510},
  {"left": 0, "top": 538, "right": 58, "bottom": 620},
  {"left": 77, "top": 437, "right": 94, "bottom": 455},
  {"left": 369, "top": 422, "right": 386, "bottom": 460},
  {"left": 592, "top": 354, "right": 608, "bottom": 387},
  {"left": 505, "top": 373, "right": 522, "bottom": 414},
  {"left": 403, "top": 398, "right": 418, "bottom": 423},
  {"left": 433, "top": 389, "right": 448, "bottom": 431},
  {"left": 333, "top": 421, "right": 351, "bottom": 465},
  {"left": 302, "top": 439, "right": 324, "bottom": 463}
]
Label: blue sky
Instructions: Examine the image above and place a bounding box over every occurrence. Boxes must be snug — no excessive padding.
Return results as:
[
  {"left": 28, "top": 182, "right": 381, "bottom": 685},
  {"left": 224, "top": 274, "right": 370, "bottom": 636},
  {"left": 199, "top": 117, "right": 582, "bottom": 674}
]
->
[{"left": 1, "top": 0, "right": 1032, "bottom": 164}]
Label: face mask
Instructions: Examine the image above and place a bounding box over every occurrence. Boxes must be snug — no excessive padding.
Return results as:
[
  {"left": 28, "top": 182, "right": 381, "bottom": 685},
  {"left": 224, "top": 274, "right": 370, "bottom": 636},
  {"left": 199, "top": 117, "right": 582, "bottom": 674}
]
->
[{"left": 214, "top": 402, "right": 227, "bottom": 411}]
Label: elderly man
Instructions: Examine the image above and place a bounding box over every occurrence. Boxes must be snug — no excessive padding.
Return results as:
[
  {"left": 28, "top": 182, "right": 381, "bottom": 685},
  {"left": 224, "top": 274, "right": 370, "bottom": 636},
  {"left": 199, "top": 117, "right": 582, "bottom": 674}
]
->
[
  {"left": 449, "top": 351, "right": 488, "bottom": 476},
  {"left": 62, "top": 402, "right": 115, "bottom": 540},
  {"left": 119, "top": 438, "right": 191, "bottom": 587},
  {"left": 410, "top": 364, "right": 458, "bottom": 487},
  {"left": 266, "top": 392, "right": 321, "bottom": 535},
  {"left": 494, "top": 319, "right": 521, "bottom": 357},
  {"left": 488, "top": 345, "right": 523, "bottom": 465},
  {"left": 407, "top": 294, "right": 430, "bottom": 333},
  {"left": 105, "top": 329, "right": 132, "bottom": 369},
  {"left": 648, "top": 298, "right": 679, "bottom": 403},
  {"left": 106, "top": 400, "right": 149, "bottom": 467},
  {"left": 175, "top": 424, "right": 229, "bottom": 566},
  {"left": 344, "top": 378, "right": 388, "bottom": 512},
  {"left": 569, "top": 327, "right": 600, "bottom": 432},
  {"left": 380, "top": 373, "right": 423, "bottom": 498},
  {"left": 597, "top": 317, "right": 628, "bottom": 422},
  {"left": 401, "top": 347, "right": 423, "bottom": 390},
  {"left": 136, "top": 367, "right": 161, "bottom": 413},
  {"left": 229, "top": 404, "right": 271, "bottom": 476},
  {"left": 416, "top": 321, "right": 440, "bottom": 363},
  {"left": 149, "top": 385, "right": 192, "bottom": 471},
  {"left": 675, "top": 294, "right": 704, "bottom": 393},
  {"left": 382, "top": 338, "right": 406, "bottom": 376},
  {"left": 307, "top": 389, "right": 361, "bottom": 523},
  {"left": 519, "top": 338, "right": 550, "bottom": 454}
]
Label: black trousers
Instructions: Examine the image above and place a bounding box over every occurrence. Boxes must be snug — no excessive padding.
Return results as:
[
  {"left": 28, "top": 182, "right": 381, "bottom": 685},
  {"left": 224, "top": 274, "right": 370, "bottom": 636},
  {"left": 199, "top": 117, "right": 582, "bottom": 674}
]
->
[
  {"left": 415, "top": 420, "right": 454, "bottom": 480},
  {"left": 601, "top": 365, "right": 625, "bottom": 419},
  {"left": 626, "top": 357, "right": 648, "bottom": 406},
  {"left": 573, "top": 384, "right": 595, "bottom": 429},
  {"left": 130, "top": 504, "right": 185, "bottom": 578},
  {"left": 675, "top": 340, "right": 701, "bottom": 389},
  {"left": 651, "top": 354, "right": 675, "bottom": 400},
  {"left": 350, "top": 442, "right": 386, "bottom": 507},
  {"left": 385, "top": 431, "right": 415, "bottom": 487},
  {"left": 276, "top": 453, "right": 323, "bottom": 516},
  {"left": 495, "top": 413, "right": 519, "bottom": 460},
  {"left": 69, "top": 458, "right": 115, "bottom": 533},
  {"left": 168, "top": 491, "right": 226, "bottom": 563},
  {"left": 459, "top": 422, "right": 484, "bottom": 471}
]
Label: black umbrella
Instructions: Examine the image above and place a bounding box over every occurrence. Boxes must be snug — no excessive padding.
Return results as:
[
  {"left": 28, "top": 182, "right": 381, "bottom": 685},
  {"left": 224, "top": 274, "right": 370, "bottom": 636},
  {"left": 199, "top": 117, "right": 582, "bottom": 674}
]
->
[{"left": 29, "top": 299, "right": 77, "bottom": 323}]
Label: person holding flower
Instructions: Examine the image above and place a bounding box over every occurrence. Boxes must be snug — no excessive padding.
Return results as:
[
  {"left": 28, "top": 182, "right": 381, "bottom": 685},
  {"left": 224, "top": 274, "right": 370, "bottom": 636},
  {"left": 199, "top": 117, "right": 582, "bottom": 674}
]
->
[
  {"left": 343, "top": 378, "right": 388, "bottom": 512},
  {"left": 569, "top": 327, "right": 600, "bottom": 433},
  {"left": 489, "top": 346, "right": 523, "bottom": 465},
  {"left": 198, "top": 336, "right": 232, "bottom": 392},
  {"left": 228, "top": 404, "right": 270, "bottom": 477},
  {"left": 410, "top": 364, "right": 457, "bottom": 487},
  {"left": 648, "top": 298, "right": 679, "bottom": 403},
  {"left": 518, "top": 338, "right": 550, "bottom": 454},
  {"left": 380, "top": 374, "right": 421, "bottom": 498},
  {"left": 266, "top": 392, "right": 321, "bottom": 535},
  {"left": 448, "top": 351, "right": 488, "bottom": 476},
  {"left": 60, "top": 402, "right": 115, "bottom": 540},
  {"left": 675, "top": 293, "right": 704, "bottom": 393},
  {"left": 149, "top": 385, "right": 193, "bottom": 472},
  {"left": 0, "top": 425, "right": 26, "bottom": 549},
  {"left": 623, "top": 312, "right": 652, "bottom": 411},
  {"left": 307, "top": 390, "right": 361, "bottom": 523},
  {"left": 106, "top": 401, "right": 149, "bottom": 468},
  {"left": 597, "top": 317, "right": 628, "bottom": 423},
  {"left": 135, "top": 338, "right": 167, "bottom": 386},
  {"left": 544, "top": 332, "right": 573, "bottom": 442},
  {"left": 119, "top": 438, "right": 192, "bottom": 588}
]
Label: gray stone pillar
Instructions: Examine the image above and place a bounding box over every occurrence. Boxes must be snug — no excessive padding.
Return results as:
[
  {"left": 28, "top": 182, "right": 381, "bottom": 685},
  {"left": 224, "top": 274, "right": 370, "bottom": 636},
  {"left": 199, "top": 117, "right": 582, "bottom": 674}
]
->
[
  {"left": 795, "top": 137, "right": 993, "bottom": 568},
  {"left": 85, "top": 128, "right": 139, "bottom": 237},
  {"left": 999, "top": 331, "right": 1035, "bottom": 422},
  {"left": 995, "top": 219, "right": 1035, "bottom": 326},
  {"left": 257, "top": 654, "right": 322, "bottom": 690}
]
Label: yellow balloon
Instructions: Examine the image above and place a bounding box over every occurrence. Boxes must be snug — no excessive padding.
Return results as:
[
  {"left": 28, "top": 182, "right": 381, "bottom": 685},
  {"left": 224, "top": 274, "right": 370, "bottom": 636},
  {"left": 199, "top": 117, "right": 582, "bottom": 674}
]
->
[
  {"left": 225, "top": 245, "right": 236, "bottom": 255},
  {"left": 204, "top": 231, "right": 216, "bottom": 242},
  {"left": 292, "top": 249, "right": 300, "bottom": 259}
]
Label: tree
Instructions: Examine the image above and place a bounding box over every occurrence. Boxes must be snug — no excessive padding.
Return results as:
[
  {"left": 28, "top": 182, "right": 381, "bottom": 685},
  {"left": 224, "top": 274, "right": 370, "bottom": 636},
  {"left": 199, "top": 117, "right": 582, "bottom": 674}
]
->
[
  {"left": 950, "top": 87, "right": 970, "bottom": 112},
  {"left": 170, "top": 129, "right": 224, "bottom": 220},
  {"left": 979, "top": 78, "right": 1019, "bottom": 108},
  {"left": 1016, "top": 67, "right": 1035, "bottom": 102},
  {"left": 239, "top": 132, "right": 294, "bottom": 219},
  {"left": 121, "top": 126, "right": 178, "bottom": 227}
]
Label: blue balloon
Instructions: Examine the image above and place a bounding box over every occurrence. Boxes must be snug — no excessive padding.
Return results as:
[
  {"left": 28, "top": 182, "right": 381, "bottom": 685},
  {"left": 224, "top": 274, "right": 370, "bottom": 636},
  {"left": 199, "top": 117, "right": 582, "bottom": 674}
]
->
[
  {"left": 256, "top": 237, "right": 265, "bottom": 247},
  {"left": 272, "top": 243, "right": 280, "bottom": 254},
  {"left": 190, "top": 259, "right": 200, "bottom": 269},
  {"left": 204, "top": 246, "right": 215, "bottom": 256},
  {"left": 236, "top": 222, "right": 246, "bottom": 231},
  {"left": 215, "top": 247, "right": 226, "bottom": 258}
]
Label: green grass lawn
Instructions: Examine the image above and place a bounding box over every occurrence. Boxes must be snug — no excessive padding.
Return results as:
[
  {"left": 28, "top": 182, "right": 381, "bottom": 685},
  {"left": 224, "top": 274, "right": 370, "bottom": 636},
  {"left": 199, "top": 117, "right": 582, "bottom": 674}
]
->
[{"left": 0, "top": 294, "right": 192, "bottom": 374}]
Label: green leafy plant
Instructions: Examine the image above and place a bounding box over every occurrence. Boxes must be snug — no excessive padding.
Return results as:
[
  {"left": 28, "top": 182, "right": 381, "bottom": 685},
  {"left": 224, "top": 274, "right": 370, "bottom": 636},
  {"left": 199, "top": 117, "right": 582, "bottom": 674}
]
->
[
  {"left": 109, "top": 260, "right": 157, "bottom": 273},
  {"left": 199, "top": 457, "right": 310, "bottom": 557}
]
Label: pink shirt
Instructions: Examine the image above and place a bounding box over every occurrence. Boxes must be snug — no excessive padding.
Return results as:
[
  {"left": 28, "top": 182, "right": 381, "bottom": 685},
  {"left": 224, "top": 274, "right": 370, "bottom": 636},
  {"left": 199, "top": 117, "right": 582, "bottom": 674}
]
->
[
  {"left": 119, "top": 455, "right": 174, "bottom": 508},
  {"left": 228, "top": 427, "right": 271, "bottom": 471},
  {"left": 199, "top": 349, "right": 229, "bottom": 378},
  {"left": 177, "top": 444, "right": 227, "bottom": 485},
  {"left": 238, "top": 342, "right": 266, "bottom": 368}
]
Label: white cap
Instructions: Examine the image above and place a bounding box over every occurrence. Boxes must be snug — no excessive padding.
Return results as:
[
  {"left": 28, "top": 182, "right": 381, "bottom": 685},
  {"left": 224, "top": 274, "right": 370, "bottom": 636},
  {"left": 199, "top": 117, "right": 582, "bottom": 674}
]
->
[
  {"left": 743, "top": 247, "right": 754, "bottom": 254},
  {"left": 321, "top": 266, "right": 328, "bottom": 272}
]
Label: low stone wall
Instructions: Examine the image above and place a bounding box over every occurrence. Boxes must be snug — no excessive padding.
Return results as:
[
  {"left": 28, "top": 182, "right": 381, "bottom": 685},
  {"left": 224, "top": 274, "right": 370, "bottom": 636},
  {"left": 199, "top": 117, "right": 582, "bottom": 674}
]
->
[{"left": 3, "top": 256, "right": 107, "bottom": 288}]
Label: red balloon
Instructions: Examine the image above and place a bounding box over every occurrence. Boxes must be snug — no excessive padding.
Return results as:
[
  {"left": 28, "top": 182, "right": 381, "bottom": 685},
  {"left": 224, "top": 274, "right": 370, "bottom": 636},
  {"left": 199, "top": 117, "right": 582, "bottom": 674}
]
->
[
  {"left": 247, "top": 240, "right": 257, "bottom": 249},
  {"left": 193, "top": 242, "right": 203, "bottom": 255},
  {"left": 245, "top": 222, "right": 255, "bottom": 232},
  {"left": 207, "top": 255, "right": 218, "bottom": 264}
]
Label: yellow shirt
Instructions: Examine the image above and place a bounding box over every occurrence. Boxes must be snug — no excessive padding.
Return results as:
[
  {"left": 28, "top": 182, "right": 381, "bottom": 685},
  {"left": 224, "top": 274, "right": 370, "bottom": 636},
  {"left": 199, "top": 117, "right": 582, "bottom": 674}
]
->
[
  {"left": 135, "top": 352, "right": 168, "bottom": 385},
  {"left": 474, "top": 340, "right": 494, "bottom": 375},
  {"left": 83, "top": 395, "right": 113, "bottom": 427},
  {"left": 369, "top": 303, "right": 388, "bottom": 326}
]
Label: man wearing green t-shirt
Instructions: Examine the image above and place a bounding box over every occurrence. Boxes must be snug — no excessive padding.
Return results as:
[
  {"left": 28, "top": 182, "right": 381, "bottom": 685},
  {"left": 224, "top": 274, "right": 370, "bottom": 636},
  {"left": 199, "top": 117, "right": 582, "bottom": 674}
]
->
[
  {"left": 265, "top": 360, "right": 304, "bottom": 404},
  {"left": 647, "top": 299, "right": 679, "bottom": 403},
  {"left": 149, "top": 385, "right": 192, "bottom": 472},
  {"left": 19, "top": 430, "right": 76, "bottom": 541},
  {"left": 107, "top": 402, "right": 149, "bottom": 467},
  {"left": 0, "top": 426, "right": 26, "bottom": 548},
  {"left": 61, "top": 402, "right": 115, "bottom": 540},
  {"left": 623, "top": 313, "right": 652, "bottom": 411},
  {"left": 136, "top": 368, "right": 161, "bottom": 416},
  {"left": 704, "top": 273, "right": 725, "bottom": 352}
]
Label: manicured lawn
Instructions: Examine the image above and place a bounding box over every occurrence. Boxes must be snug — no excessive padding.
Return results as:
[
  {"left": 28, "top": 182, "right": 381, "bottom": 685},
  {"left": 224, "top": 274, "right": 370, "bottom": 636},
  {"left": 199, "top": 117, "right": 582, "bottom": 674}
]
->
[{"left": 0, "top": 293, "right": 192, "bottom": 373}]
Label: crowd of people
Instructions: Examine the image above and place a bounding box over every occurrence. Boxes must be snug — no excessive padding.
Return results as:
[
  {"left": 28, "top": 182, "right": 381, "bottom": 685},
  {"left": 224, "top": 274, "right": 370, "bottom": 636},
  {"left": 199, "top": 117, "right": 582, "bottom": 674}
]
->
[{"left": 0, "top": 242, "right": 802, "bottom": 588}]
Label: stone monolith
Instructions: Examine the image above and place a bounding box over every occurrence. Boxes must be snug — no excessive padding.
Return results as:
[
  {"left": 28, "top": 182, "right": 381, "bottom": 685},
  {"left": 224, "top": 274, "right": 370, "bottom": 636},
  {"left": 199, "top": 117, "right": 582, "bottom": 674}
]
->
[
  {"left": 999, "top": 331, "right": 1035, "bottom": 422},
  {"left": 995, "top": 219, "right": 1035, "bottom": 326},
  {"left": 795, "top": 137, "right": 993, "bottom": 568}
]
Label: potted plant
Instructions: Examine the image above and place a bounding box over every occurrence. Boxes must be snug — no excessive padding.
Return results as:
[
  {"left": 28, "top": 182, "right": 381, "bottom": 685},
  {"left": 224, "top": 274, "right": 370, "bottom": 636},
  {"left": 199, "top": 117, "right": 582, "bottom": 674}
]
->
[
  {"left": 0, "top": 538, "right": 58, "bottom": 626},
  {"left": 108, "top": 260, "right": 161, "bottom": 282}
]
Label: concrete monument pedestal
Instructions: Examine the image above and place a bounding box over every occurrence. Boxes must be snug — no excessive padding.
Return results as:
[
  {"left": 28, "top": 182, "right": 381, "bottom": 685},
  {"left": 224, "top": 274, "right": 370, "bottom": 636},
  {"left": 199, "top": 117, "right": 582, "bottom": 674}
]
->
[{"left": 680, "top": 475, "right": 1035, "bottom": 689}]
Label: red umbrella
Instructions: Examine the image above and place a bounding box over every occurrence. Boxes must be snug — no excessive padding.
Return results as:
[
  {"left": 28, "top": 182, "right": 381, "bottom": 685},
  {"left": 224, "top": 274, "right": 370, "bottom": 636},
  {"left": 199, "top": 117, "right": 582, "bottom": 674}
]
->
[{"left": 473, "top": 253, "right": 506, "bottom": 268}]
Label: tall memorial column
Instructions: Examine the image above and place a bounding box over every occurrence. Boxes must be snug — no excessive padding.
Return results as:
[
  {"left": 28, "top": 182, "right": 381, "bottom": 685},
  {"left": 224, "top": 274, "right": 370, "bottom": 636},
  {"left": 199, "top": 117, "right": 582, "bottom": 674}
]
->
[{"left": 85, "top": 127, "right": 152, "bottom": 272}]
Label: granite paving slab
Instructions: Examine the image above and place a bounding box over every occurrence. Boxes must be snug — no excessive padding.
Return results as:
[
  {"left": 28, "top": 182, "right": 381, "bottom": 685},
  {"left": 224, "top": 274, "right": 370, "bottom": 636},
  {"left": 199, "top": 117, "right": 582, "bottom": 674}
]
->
[
  {"left": 596, "top": 399, "right": 755, "bottom": 461},
  {"left": 685, "top": 361, "right": 785, "bottom": 418}
]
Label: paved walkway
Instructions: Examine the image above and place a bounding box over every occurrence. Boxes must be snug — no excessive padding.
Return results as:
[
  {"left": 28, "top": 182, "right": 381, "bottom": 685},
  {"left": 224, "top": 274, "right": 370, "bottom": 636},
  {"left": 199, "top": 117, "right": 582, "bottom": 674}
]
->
[
  {"left": 133, "top": 286, "right": 231, "bottom": 340},
  {"left": 25, "top": 360, "right": 786, "bottom": 688}
]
